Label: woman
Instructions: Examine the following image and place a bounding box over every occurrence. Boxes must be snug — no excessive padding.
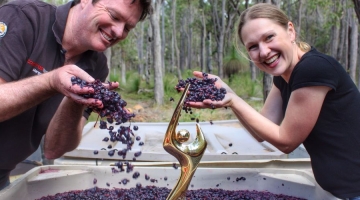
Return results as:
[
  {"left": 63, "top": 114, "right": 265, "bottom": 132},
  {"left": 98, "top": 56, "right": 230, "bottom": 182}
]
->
[{"left": 187, "top": 3, "right": 360, "bottom": 199}]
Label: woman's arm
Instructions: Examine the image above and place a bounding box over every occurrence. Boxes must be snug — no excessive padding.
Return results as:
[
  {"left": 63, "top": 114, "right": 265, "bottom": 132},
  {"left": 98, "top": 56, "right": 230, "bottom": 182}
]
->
[{"left": 229, "top": 85, "right": 330, "bottom": 153}]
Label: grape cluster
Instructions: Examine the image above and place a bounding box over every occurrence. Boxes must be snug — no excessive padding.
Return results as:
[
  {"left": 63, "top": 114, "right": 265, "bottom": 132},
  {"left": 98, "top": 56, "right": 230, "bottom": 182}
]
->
[
  {"left": 175, "top": 72, "right": 226, "bottom": 124},
  {"left": 71, "top": 76, "right": 135, "bottom": 124},
  {"left": 37, "top": 186, "right": 306, "bottom": 200},
  {"left": 175, "top": 72, "right": 226, "bottom": 105},
  {"left": 71, "top": 77, "right": 143, "bottom": 159}
]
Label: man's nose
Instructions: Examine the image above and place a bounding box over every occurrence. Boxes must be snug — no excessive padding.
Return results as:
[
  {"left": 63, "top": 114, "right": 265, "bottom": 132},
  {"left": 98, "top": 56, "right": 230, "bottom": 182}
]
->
[{"left": 113, "top": 23, "right": 126, "bottom": 40}]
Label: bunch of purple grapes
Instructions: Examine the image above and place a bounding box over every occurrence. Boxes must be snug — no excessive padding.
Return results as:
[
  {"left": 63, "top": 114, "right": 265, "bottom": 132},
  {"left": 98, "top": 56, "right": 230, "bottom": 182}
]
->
[
  {"left": 71, "top": 76, "right": 135, "bottom": 124},
  {"left": 175, "top": 72, "right": 226, "bottom": 107},
  {"left": 175, "top": 72, "right": 227, "bottom": 102},
  {"left": 71, "top": 76, "right": 139, "bottom": 159}
]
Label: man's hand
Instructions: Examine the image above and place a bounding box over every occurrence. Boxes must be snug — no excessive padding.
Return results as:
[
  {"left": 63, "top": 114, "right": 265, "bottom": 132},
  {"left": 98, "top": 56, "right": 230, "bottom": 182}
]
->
[{"left": 49, "top": 64, "right": 119, "bottom": 109}]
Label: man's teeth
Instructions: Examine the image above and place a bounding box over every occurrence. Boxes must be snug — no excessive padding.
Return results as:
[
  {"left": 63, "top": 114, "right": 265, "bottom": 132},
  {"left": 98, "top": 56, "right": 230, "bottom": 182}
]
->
[
  {"left": 265, "top": 55, "right": 279, "bottom": 64},
  {"left": 101, "top": 31, "right": 113, "bottom": 41}
]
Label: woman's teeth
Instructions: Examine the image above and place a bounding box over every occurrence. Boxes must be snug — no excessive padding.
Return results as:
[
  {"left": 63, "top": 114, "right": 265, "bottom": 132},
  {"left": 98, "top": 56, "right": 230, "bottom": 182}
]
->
[{"left": 265, "top": 55, "right": 279, "bottom": 64}]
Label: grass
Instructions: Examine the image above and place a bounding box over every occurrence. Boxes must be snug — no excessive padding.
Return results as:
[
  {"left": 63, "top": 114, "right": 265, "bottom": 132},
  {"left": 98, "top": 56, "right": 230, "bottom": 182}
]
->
[{"left": 88, "top": 70, "right": 264, "bottom": 123}]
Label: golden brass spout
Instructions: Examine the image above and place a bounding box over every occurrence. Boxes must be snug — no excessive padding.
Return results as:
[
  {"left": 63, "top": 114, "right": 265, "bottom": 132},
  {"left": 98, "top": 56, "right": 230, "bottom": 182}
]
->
[{"left": 163, "top": 83, "right": 207, "bottom": 200}]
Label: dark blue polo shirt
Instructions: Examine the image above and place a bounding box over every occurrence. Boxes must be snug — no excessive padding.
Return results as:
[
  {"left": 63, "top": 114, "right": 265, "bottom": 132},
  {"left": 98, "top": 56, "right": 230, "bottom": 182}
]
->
[{"left": 0, "top": 0, "right": 108, "bottom": 188}]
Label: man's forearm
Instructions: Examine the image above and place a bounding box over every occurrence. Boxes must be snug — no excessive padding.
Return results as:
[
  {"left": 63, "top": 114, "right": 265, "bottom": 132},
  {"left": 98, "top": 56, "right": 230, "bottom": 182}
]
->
[
  {"left": 0, "top": 73, "right": 56, "bottom": 122},
  {"left": 44, "top": 97, "right": 87, "bottom": 159}
]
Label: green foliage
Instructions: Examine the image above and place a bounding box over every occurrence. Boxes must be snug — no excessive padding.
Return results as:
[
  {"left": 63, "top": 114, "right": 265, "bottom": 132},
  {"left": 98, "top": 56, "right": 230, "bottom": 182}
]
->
[
  {"left": 110, "top": 67, "right": 263, "bottom": 102},
  {"left": 163, "top": 73, "right": 179, "bottom": 94},
  {"left": 224, "top": 71, "right": 262, "bottom": 100},
  {"left": 109, "top": 71, "right": 119, "bottom": 83},
  {"left": 223, "top": 45, "right": 249, "bottom": 81}
]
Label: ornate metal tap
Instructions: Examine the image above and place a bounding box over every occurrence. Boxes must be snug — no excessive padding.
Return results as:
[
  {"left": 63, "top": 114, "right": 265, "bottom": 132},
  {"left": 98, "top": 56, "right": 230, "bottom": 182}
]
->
[{"left": 163, "top": 83, "right": 207, "bottom": 200}]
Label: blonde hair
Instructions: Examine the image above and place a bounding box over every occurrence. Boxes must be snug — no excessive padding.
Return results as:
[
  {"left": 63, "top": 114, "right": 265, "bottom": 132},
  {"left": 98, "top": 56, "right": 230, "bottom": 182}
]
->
[{"left": 237, "top": 3, "right": 310, "bottom": 52}]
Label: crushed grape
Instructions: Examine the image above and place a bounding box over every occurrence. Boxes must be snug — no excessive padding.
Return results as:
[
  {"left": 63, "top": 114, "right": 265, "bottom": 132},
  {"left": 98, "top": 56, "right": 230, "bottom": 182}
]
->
[{"left": 36, "top": 186, "right": 306, "bottom": 200}]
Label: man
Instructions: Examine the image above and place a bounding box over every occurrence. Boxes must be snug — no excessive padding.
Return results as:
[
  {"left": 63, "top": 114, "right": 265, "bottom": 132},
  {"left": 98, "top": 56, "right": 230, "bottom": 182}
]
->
[{"left": 0, "top": 0, "right": 151, "bottom": 190}]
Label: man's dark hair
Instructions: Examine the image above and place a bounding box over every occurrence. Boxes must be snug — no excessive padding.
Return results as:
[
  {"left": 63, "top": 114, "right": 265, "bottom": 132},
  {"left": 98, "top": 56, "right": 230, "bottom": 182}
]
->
[{"left": 72, "top": 0, "right": 151, "bottom": 21}]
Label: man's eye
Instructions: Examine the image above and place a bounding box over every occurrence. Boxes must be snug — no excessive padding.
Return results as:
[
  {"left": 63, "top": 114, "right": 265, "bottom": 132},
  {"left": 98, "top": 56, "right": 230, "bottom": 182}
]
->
[
  {"left": 108, "top": 10, "right": 118, "bottom": 20},
  {"left": 266, "top": 35, "right": 274, "bottom": 40}
]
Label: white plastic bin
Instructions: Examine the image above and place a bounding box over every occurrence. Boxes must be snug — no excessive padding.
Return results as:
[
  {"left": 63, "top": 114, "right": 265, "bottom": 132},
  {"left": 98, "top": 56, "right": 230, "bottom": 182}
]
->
[
  {"left": 0, "top": 159, "right": 337, "bottom": 200},
  {"left": 60, "top": 120, "right": 287, "bottom": 164}
]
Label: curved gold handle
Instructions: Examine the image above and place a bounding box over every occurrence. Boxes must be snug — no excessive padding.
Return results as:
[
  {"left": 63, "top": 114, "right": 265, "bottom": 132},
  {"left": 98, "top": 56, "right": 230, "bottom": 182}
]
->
[{"left": 163, "top": 83, "right": 208, "bottom": 200}]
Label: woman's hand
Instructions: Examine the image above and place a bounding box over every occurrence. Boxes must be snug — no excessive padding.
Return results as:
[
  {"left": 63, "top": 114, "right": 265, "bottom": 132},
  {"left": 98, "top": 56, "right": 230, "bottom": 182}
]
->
[
  {"left": 184, "top": 71, "right": 237, "bottom": 109},
  {"left": 192, "top": 71, "right": 235, "bottom": 94},
  {"left": 186, "top": 92, "right": 236, "bottom": 109}
]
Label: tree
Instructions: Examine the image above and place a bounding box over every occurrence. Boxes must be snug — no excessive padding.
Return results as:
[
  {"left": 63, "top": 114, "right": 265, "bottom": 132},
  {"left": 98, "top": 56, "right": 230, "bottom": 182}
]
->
[
  {"left": 0, "top": 0, "right": 14, "bottom": 5},
  {"left": 150, "top": 0, "right": 164, "bottom": 105},
  {"left": 349, "top": 8, "right": 358, "bottom": 82},
  {"left": 170, "top": 0, "right": 182, "bottom": 80},
  {"left": 210, "top": 0, "right": 226, "bottom": 78},
  {"left": 353, "top": 0, "right": 360, "bottom": 21}
]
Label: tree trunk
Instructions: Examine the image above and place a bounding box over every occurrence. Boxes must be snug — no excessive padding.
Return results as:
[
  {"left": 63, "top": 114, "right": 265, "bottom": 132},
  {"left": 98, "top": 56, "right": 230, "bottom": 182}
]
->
[
  {"left": 200, "top": 10, "right": 206, "bottom": 72},
  {"left": 206, "top": 32, "right": 213, "bottom": 74},
  {"left": 136, "top": 23, "right": 144, "bottom": 75},
  {"left": 104, "top": 48, "right": 112, "bottom": 82},
  {"left": 171, "top": 0, "right": 182, "bottom": 80},
  {"left": 0, "top": 0, "right": 12, "bottom": 4},
  {"left": 210, "top": 0, "right": 225, "bottom": 78},
  {"left": 180, "top": 16, "right": 187, "bottom": 72},
  {"left": 343, "top": 8, "right": 350, "bottom": 69},
  {"left": 349, "top": 8, "right": 358, "bottom": 82},
  {"left": 187, "top": 2, "right": 193, "bottom": 70},
  {"left": 352, "top": 0, "right": 360, "bottom": 22},
  {"left": 120, "top": 49, "right": 126, "bottom": 85},
  {"left": 330, "top": 4, "right": 340, "bottom": 58},
  {"left": 337, "top": 1, "right": 347, "bottom": 67},
  {"left": 145, "top": 23, "right": 152, "bottom": 85},
  {"left": 296, "top": 0, "right": 303, "bottom": 35},
  {"left": 250, "top": 62, "right": 257, "bottom": 81},
  {"left": 358, "top": 36, "right": 360, "bottom": 89},
  {"left": 150, "top": 0, "right": 164, "bottom": 105},
  {"left": 161, "top": 2, "right": 165, "bottom": 74},
  {"left": 262, "top": 71, "right": 272, "bottom": 102}
]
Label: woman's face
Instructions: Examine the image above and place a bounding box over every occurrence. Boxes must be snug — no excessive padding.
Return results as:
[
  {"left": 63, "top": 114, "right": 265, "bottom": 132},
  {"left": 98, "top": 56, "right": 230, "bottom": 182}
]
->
[{"left": 241, "top": 18, "right": 297, "bottom": 79}]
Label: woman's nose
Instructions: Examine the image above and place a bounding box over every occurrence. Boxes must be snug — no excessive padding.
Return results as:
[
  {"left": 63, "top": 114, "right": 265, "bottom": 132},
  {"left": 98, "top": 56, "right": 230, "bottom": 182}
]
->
[{"left": 259, "top": 43, "right": 271, "bottom": 59}]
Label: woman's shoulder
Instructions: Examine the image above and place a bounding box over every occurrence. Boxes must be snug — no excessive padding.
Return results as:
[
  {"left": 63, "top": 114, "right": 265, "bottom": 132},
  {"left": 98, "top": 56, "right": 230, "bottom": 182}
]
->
[{"left": 301, "top": 47, "right": 340, "bottom": 66}]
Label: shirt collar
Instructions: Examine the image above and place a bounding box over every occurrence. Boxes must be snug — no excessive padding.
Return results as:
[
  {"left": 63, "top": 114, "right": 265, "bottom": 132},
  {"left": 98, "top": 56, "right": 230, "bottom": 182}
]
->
[
  {"left": 51, "top": 1, "right": 100, "bottom": 72},
  {"left": 52, "top": 1, "right": 73, "bottom": 46}
]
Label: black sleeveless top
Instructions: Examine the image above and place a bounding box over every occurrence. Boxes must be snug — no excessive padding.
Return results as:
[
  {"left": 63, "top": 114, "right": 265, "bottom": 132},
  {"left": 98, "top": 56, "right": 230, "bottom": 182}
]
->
[{"left": 274, "top": 47, "right": 360, "bottom": 198}]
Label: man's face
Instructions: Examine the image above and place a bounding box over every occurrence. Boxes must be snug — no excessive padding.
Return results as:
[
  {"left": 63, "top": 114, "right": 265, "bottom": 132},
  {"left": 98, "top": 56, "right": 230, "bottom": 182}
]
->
[{"left": 76, "top": 0, "right": 143, "bottom": 51}]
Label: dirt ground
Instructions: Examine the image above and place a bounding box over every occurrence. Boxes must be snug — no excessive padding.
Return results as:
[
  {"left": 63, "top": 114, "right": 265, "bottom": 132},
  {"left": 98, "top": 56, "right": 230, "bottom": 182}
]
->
[{"left": 123, "top": 99, "right": 237, "bottom": 123}]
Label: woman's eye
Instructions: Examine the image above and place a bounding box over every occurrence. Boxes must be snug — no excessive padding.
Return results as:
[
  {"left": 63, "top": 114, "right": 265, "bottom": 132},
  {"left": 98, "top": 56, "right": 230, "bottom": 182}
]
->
[{"left": 248, "top": 45, "right": 257, "bottom": 51}]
